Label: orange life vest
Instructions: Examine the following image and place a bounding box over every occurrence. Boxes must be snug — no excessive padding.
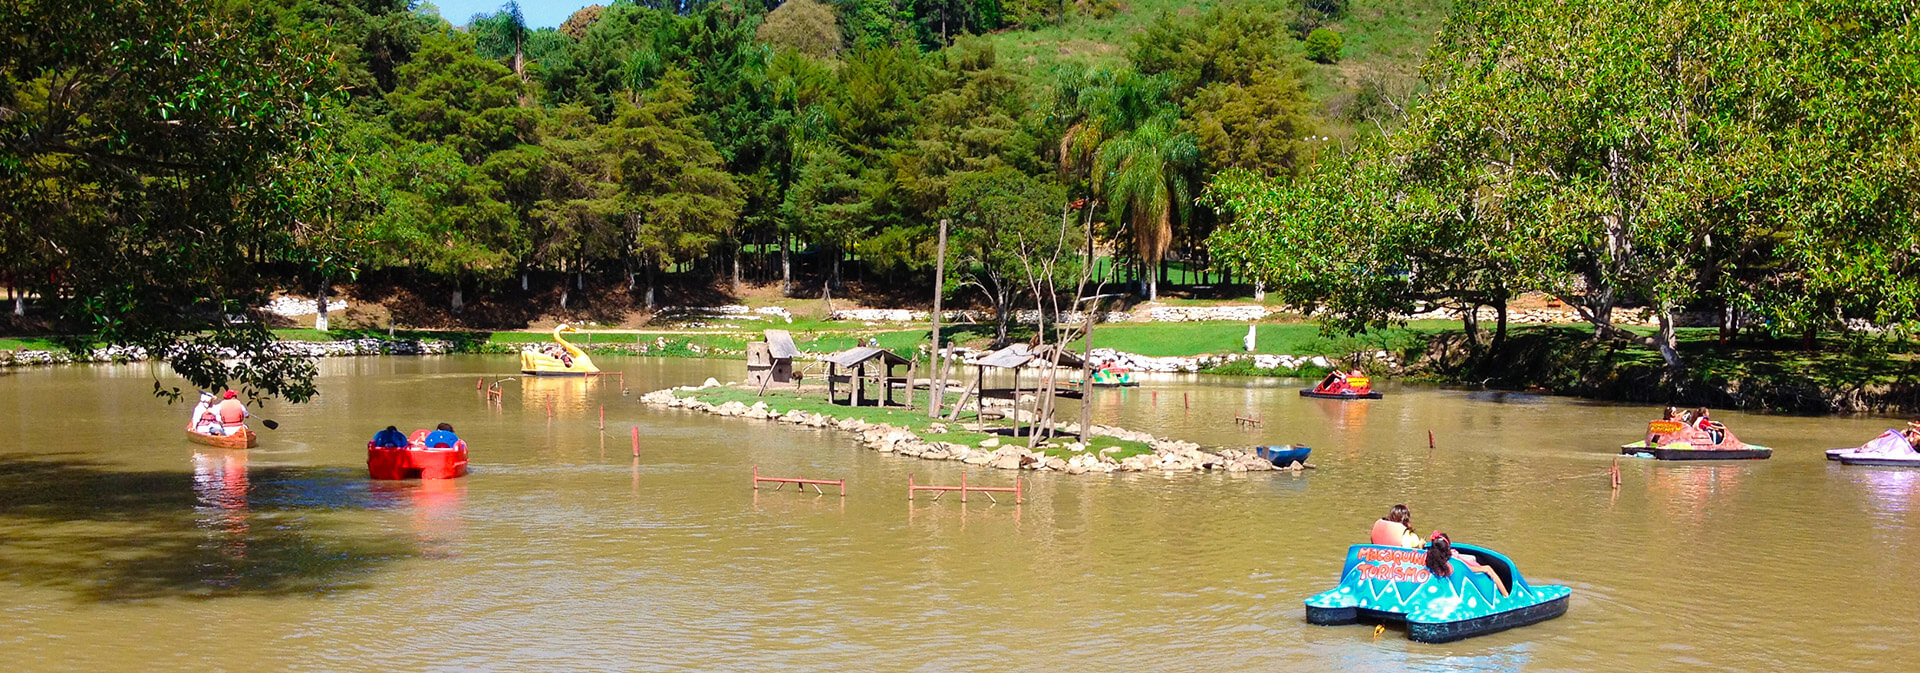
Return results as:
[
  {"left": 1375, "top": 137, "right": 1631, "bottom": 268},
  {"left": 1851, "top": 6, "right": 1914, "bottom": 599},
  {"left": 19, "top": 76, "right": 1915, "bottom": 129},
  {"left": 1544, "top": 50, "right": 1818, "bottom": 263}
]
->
[
  {"left": 1370, "top": 519, "right": 1419, "bottom": 548},
  {"left": 216, "top": 399, "right": 248, "bottom": 428}
]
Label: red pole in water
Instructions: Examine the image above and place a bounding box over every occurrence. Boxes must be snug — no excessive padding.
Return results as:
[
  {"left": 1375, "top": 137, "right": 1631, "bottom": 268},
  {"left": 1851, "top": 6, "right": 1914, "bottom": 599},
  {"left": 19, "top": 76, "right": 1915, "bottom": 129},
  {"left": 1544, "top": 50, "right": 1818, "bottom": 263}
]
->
[
  {"left": 476, "top": 378, "right": 483, "bottom": 390},
  {"left": 631, "top": 426, "right": 639, "bottom": 456},
  {"left": 599, "top": 405, "right": 605, "bottom": 430},
  {"left": 1611, "top": 457, "right": 1622, "bottom": 489},
  {"left": 1428, "top": 430, "right": 1435, "bottom": 449},
  {"left": 1152, "top": 391, "right": 1158, "bottom": 406},
  {"left": 1183, "top": 392, "right": 1189, "bottom": 409},
  {"left": 547, "top": 396, "right": 553, "bottom": 419}
]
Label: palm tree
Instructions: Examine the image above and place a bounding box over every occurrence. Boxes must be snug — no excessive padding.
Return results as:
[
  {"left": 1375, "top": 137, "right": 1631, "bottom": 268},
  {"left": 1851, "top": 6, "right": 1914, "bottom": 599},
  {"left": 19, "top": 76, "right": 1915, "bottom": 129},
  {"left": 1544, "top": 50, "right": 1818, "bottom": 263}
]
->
[
  {"left": 472, "top": 2, "right": 530, "bottom": 104},
  {"left": 1095, "top": 113, "right": 1198, "bottom": 301}
]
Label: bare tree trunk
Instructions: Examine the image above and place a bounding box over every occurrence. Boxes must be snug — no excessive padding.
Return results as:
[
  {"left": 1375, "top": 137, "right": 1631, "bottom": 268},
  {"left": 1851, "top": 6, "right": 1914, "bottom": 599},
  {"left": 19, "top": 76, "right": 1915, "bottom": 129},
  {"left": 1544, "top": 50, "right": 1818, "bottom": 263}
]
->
[
  {"left": 731, "top": 246, "right": 742, "bottom": 295},
  {"left": 314, "top": 276, "right": 330, "bottom": 332},
  {"left": 781, "top": 233, "right": 791, "bottom": 296},
  {"left": 929, "top": 220, "right": 949, "bottom": 418},
  {"left": 1253, "top": 279, "right": 1265, "bottom": 301}
]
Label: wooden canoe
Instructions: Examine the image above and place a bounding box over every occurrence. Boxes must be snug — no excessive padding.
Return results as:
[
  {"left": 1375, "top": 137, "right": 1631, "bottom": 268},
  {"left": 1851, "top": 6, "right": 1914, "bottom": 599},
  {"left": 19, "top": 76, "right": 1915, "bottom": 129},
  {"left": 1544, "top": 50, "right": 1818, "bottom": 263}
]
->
[{"left": 186, "top": 427, "right": 256, "bottom": 449}]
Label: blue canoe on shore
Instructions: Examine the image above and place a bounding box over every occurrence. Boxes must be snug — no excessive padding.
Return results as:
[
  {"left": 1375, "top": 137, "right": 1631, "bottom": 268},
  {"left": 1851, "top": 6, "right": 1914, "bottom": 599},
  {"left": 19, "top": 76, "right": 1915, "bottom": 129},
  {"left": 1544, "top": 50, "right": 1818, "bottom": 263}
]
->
[
  {"left": 1305, "top": 543, "right": 1570, "bottom": 643},
  {"left": 1254, "top": 445, "right": 1312, "bottom": 467}
]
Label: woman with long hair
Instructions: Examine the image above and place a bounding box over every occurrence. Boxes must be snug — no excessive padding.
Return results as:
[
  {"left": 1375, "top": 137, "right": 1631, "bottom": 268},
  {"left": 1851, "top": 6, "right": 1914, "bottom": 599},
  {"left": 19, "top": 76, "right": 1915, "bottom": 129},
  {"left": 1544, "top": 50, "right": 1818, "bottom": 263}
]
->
[{"left": 1371, "top": 505, "right": 1422, "bottom": 548}]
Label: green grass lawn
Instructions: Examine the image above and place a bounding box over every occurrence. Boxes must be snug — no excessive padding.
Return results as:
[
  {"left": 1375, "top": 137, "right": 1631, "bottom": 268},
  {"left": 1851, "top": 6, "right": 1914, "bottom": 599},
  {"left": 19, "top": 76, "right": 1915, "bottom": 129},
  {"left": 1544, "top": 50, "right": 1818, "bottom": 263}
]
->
[
  {"left": 1074, "top": 321, "right": 1448, "bottom": 357},
  {"left": 675, "top": 386, "right": 1155, "bottom": 460}
]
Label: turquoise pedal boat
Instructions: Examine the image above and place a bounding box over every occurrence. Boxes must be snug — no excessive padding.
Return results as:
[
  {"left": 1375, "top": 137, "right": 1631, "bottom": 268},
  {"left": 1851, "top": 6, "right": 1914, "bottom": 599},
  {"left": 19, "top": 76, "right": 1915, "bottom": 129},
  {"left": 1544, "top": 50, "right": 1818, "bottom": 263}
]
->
[{"left": 1305, "top": 543, "right": 1570, "bottom": 643}]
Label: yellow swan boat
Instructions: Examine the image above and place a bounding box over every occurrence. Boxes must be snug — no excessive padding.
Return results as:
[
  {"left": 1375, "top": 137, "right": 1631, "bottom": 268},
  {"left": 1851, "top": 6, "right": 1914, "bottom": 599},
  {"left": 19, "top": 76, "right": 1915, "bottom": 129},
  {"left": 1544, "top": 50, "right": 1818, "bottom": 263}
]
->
[{"left": 520, "top": 324, "right": 599, "bottom": 375}]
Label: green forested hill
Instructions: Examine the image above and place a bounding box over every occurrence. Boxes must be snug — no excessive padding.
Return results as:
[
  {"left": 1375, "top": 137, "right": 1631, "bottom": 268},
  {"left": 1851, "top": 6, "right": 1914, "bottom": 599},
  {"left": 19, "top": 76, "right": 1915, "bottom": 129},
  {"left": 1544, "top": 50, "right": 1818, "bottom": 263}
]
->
[{"left": 979, "top": 0, "right": 1453, "bottom": 140}]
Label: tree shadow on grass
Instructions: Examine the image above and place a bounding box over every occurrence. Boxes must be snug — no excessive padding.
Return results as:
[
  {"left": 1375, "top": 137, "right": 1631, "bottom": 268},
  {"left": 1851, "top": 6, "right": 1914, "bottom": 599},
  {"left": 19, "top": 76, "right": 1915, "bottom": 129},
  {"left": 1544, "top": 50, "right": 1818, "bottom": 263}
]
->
[{"left": 0, "top": 452, "right": 419, "bottom": 603}]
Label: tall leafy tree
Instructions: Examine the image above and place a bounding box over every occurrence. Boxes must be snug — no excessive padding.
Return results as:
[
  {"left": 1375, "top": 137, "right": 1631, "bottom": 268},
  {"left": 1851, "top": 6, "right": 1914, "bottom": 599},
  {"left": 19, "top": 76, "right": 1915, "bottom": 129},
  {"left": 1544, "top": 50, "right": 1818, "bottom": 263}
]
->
[
  {"left": 0, "top": 0, "right": 333, "bottom": 401},
  {"left": 603, "top": 69, "right": 746, "bottom": 306}
]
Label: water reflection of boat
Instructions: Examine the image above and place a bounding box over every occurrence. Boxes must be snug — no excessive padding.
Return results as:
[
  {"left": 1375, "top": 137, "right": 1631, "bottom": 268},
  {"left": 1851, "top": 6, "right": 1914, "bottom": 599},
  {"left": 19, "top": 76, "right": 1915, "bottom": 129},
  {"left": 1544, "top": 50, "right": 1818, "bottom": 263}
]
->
[
  {"left": 191, "top": 449, "right": 251, "bottom": 559},
  {"left": 1621, "top": 420, "right": 1771, "bottom": 460},
  {"left": 185, "top": 427, "right": 256, "bottom": 449},
  {"left": 1305, "top": 543, "right": 1570, "bottom": 643}
]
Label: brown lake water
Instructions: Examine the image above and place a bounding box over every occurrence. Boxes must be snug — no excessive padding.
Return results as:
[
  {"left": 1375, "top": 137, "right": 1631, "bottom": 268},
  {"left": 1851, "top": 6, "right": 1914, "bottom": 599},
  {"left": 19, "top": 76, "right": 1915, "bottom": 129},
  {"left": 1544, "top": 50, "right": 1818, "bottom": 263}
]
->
[{"left": 1, "top": 356, "right": 1915, "bottom": 671}]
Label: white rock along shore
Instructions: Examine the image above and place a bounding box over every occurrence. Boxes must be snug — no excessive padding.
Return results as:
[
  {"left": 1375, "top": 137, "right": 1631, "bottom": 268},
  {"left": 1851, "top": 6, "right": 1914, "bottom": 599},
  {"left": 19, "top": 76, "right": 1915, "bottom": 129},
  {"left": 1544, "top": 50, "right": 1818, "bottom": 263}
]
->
[{"left": 639, "top": 385, "right": 1310, "bottom": 475}]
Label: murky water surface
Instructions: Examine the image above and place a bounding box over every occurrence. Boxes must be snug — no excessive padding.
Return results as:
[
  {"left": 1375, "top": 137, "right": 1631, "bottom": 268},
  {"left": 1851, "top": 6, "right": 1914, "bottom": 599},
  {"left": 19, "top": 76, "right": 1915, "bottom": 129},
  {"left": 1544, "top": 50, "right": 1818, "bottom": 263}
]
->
[{"left": 1, "top": 357, "right": 1915, "bottom": 671}]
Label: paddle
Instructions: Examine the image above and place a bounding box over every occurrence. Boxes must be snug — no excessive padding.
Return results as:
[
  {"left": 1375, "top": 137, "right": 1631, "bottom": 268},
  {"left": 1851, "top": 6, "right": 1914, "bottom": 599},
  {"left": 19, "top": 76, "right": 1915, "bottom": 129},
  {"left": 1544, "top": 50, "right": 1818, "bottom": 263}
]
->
[{"left": 261, "top": 418, "right": 279, "bottom": 430}]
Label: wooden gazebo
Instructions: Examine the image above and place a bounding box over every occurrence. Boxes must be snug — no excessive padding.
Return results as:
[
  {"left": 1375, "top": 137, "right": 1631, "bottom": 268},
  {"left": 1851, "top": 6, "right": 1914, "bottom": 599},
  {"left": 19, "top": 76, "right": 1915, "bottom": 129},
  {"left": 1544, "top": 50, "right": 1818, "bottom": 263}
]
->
[
  {"left": 947, "top": 343, "right": 1086, "bottom": 427},
  {"left": 825, "top": 347, "right": 911, "bottom": 407}
]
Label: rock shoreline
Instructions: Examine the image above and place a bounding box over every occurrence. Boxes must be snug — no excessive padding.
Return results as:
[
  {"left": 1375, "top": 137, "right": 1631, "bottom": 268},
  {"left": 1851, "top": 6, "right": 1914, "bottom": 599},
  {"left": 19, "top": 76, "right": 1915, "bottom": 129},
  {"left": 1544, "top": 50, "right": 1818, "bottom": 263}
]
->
[
  {"left": 639, "top": 386, "right": 1308, "bottom": 475},
  {"left": 0, "top": 338, "right": 458, "bottom": 367}
]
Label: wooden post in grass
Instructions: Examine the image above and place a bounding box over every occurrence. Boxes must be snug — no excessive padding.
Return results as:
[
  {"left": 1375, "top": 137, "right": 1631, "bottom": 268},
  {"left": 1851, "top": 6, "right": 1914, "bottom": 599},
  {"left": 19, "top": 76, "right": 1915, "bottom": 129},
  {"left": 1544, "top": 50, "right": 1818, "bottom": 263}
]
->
[{"left": 929, "top": 219, "right": 948, "bottom": 418}]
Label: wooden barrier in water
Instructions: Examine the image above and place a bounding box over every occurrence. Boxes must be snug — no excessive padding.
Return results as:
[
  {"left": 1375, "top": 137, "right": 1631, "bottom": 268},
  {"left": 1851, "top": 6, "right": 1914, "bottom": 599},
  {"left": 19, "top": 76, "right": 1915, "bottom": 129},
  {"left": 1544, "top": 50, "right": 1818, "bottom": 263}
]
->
[
  {"left": 752, "top": 465, "right": 845, "bottom": 496},
  {"left": 1235, "top": 414, "right": 1263, "bottom": 428},
  {"left": 908, "top": 473, "right": 1022, "bottom": 504}
]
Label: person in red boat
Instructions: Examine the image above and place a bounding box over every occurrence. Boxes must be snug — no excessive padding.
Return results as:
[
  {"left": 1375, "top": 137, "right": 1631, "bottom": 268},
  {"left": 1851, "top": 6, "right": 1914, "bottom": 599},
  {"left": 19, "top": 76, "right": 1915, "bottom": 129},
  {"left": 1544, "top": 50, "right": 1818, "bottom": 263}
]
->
[
  {"left": 1316, "top": 369, "right": 1348, "bottom": 392},
  {"left": 1371, "top": 504, "right": 1422, "bottom": 548},
  {"left": 423, "top": 423, "right": 460, "bottom": 448},
  {"left": 214, "top": 391, "right": 251, "bottom": 436},
  {"left": 1426, "top": 532, "right": 1507, "bottom": 596}
]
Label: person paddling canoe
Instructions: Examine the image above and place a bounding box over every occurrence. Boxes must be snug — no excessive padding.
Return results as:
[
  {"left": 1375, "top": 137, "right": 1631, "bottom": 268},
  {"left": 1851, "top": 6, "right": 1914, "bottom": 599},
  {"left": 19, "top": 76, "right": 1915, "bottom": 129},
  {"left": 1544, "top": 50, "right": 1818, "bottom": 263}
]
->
[{"left": 214, "top": 391, "right": 251, "bottom": 436}]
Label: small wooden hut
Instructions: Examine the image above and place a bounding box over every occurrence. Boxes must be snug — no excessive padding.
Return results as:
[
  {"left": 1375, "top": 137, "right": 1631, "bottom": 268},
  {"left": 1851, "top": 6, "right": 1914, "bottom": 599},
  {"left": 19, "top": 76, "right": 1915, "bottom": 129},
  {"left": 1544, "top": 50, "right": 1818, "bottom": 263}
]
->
[
  {"left": 746, "top": 329, "right": 800, "bottom": 389},
  {"left": 825, "top": 347, "right": 911, "bottom": 407}
]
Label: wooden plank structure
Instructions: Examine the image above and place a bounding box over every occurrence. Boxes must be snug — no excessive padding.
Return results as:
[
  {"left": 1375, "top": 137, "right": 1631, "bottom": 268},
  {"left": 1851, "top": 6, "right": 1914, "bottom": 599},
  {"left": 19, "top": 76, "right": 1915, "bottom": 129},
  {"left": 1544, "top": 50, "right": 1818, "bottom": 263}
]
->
[
  {"left": 747, "top": 329, "right": 800, "bottom": 392},
  {"left": 825, "top": 346, "right": 911, "bottom": 407}
]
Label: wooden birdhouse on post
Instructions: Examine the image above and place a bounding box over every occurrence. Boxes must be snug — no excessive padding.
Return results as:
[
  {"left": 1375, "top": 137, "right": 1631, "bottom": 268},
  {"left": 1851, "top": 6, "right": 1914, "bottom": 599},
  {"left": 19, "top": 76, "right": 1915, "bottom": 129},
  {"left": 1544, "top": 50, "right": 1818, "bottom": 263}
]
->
[{"left": 747, "top": 329, "right": 800, "bottom": 391}]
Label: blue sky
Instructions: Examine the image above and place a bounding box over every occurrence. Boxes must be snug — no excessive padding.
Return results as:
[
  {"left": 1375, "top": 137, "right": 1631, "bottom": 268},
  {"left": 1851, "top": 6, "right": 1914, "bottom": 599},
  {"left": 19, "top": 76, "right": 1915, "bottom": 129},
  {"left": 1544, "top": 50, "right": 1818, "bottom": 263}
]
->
[{"left": 422, "top": 1, "right": 595, "bottom": 29}]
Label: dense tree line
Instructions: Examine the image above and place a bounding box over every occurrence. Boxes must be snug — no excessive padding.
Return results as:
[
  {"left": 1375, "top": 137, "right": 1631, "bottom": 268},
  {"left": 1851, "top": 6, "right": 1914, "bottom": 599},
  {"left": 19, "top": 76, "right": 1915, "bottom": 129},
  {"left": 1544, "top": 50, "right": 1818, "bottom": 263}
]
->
[
  {"left": 1210, "top": 0, "right": 1920, "bottom": 382},
  {"left": 2, "top": 0, "right": 1325, "bottom": 398}
]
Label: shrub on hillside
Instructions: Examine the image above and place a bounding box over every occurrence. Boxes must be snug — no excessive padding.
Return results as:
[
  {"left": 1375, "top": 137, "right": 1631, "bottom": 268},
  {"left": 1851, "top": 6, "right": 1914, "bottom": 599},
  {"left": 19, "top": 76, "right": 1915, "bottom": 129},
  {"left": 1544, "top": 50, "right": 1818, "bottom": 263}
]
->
[{"left": 1305, "top": 28, "right": 1343, "bottom": 63}]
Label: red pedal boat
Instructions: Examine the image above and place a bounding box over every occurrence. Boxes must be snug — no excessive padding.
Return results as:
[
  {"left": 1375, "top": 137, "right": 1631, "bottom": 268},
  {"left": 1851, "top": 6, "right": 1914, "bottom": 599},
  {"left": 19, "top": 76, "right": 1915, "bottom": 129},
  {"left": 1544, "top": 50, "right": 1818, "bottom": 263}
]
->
[
  {"left": 1301, "top": 374, "right": 1383, "bottom": 400},
  {"left": 368, "top": 429, "right": 469, "bottom": 480}
]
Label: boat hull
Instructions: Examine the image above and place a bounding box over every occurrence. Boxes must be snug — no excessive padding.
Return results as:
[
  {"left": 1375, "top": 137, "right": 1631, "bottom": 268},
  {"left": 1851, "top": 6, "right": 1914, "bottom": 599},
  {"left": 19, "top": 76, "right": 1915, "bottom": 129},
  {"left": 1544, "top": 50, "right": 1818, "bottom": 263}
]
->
[
  {"left": 1410, "top": 594, "right": 1571, "bottom": 644},
  {"left": 185, "top": 428, "right": 255, "bottom": 449},
  {"left": 1836, "top": 454, "right": 1920, "bottom": 468},
  {"left": 1620, "top": 443, "right": 1772, "bottom": 460},
  {"left": 1254, "top": 445, "right": 1312, "bottom": 466},
  {"left": 1300, "top": 390, "right": 1383, "bottom": 400},
  {"left": 368, "top": 441, "right": 469, "bottom": 480}
]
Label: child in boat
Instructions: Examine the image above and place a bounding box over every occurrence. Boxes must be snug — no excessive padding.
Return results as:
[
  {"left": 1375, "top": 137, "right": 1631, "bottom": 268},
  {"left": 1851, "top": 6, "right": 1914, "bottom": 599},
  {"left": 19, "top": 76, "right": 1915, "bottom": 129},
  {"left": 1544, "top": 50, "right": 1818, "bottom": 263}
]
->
[
  {"left": 1371, "top": 505, "right": 1422, "bottom": 548},
  {"left": 1693, "top": 407, "right": 1726, "bottom": 444},
  {"left": 1317, "top": 369, "right": 1348, "bottom": 391},
  {"left": 1426, "top": 532, "right": 1508, "bottom": 596},
  {"left": 371, "top": 426, "right": 408, "bottom": 448},
  {"left": 1904, "top": 419, "right": 1920, "bottom": 448},
  {"left": 423, "top": 423, "right": 460, "bottom": 449},
  {"left": 187, "top": 392, "right": 223, "bottom": 434}
]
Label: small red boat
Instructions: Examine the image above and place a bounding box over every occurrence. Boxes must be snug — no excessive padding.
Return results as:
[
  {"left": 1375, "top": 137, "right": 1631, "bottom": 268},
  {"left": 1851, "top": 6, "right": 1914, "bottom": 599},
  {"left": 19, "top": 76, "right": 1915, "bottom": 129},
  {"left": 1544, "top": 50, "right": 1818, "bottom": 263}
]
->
[
  {"left": 367, "top": 429, "right": 469, "bottom": 480},
  {"left": 1301, "top": 374, "right": 1383, "bottom": 400}
]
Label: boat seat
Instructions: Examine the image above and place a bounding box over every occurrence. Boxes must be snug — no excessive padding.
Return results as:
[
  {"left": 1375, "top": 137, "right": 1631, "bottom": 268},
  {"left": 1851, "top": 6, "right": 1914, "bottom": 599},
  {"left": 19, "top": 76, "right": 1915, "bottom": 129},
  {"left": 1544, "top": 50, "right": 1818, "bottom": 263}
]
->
[{"left": 1459, "top": 549, "right": 1515, "bottom": 591}]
